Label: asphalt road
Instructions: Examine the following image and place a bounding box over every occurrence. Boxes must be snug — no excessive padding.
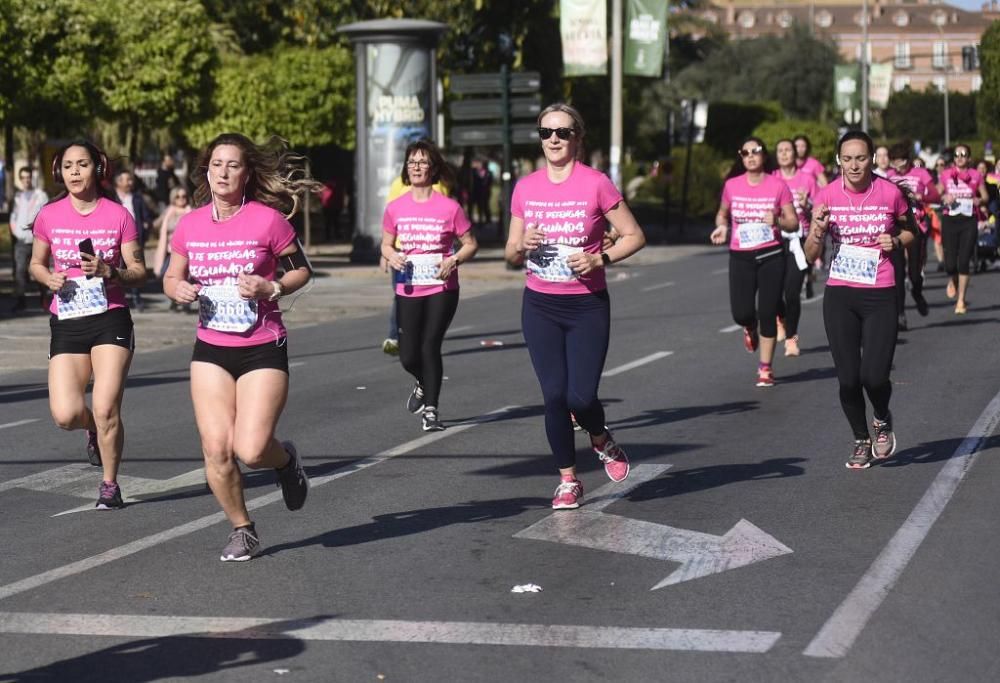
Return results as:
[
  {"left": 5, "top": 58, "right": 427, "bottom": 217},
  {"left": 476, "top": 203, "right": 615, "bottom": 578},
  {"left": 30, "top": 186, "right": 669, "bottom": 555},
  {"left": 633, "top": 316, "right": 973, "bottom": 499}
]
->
[{"left": 1, "top": 248, "right": 998, "bottom": 682}]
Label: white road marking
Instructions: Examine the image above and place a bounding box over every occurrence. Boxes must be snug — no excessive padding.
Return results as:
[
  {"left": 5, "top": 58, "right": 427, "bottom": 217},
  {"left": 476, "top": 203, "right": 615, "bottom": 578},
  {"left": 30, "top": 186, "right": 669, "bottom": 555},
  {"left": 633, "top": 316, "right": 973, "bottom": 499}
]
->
[
  {"left": 516, "top": 465, "right": 792, "bottom": 589},
  {"left": 712, "top": 267, "right": 729, "bottom": 275},
  {"left": 602, "top": 352, "right": 673, "bottom": 378},
  {"left": 0, "top": 407, "right": 518, "bottom": 603},
  {"left": 0, "top": 611, "right": 782, "bottom": 653},
  {"left": 802, "top": 294, "right": 824, "bottom": 305},
  {"left": 0, "top": 386, "right": 46, "bottom": 398},
  {"left": 0, "top": 419, "right": 39, "bottom": 430},
  {"left": 584, "top": 464, "right": 672, "bottom": 512},
  {"left": 445, "top": 325, "right": 474, "bottom": 336},
  {"left": 52, "top": 468, "right": 212, "bottom": 516},
  {"left": 0, "top": 464, "right": 92, "bottom": 494},
  {"left": 719, "top": 324, "right": 742, "bottom": 333},
  {"left": 288, "top": 362, "right": 306, "bottom": 368},
  {"left": 640, "top": 281, "right": 675, "bottom": 292},
  {"left": 804, "top": 388, "right": 1000, "bottom": 658}
]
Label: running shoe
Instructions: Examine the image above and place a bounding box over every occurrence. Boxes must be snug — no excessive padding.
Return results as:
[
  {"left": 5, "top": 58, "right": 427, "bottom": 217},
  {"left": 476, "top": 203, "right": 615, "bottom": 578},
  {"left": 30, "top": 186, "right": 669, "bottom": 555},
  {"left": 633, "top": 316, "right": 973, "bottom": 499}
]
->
[
  {"left": 406, "top": 383, "right": 425, "bottom": 414},
  {"left": 776, "top": 317, "right": 787, "bottom": 342},
  {"left": 755, "top": 366, "right": 775, "bottom": 387},
  {"left": 871, "top": 414, "right": 896, "bottom": 461},
  {"left": 946, "top": 279, "right": 957, "bottom": 299},
  {"left": 551, "top": 479, "right": 584, "bottom": 510},
  {"left": 382, "top": 338, "right": 399, "bottom": 356},
  {"left": 955, "top": 302, "right": 968, "bottom": 315},
  {"left": 86, "top": 430, "right": 101, "bottom": 467},
  {"left": 95, "top": 481, "right": 124, "bottom": 510},
  {"left": 784, "top": 335, "right": 800, "bottom": 357},
  {"left": 422, "top": 408, "right": 445, "bottom": 432},
  {"left": 570, "top": 412, "right": 582, "bottom": 431},
  {"left": 743, "top": 326, "right": 759, "bottom": 353},
  {"left": 912, "top": 291, "right": 929, "bottom": 317},
  {"left": 897, "top": 312, "right": 908, "bottom": 332},
  {"left": 845, "top": 439, "right": 874, "bottom": 470},
  {"left": 276, "top": 441, "right": 309, "bottom": 511},
  {"left": 220, "top": 524, "right": 260, "bottom": 562},
  {"left": 593, "top": 433, "right": 630, "bottom": 482}
]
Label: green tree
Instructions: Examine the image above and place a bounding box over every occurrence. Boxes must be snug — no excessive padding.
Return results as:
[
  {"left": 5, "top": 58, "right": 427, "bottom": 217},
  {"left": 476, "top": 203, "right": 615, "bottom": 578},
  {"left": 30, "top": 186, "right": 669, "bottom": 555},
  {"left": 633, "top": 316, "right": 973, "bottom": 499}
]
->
[
  {"left": 184, "top": 46, "right": 354, "bottom": 149},
  {"left": 673, "top": 23, "right": 839, "bottom": 120},
  {"left": 884, "top": 87, "right": 977, "bottom": 148},
  {"left": 99, "top": 0, "right": 217, "bottom": 160},
  {"left": 752, "top": 119, "right": 839, "bottom": 166},
  {"left": 977, "top": 20, "right": 1000, "bottom": 141}
]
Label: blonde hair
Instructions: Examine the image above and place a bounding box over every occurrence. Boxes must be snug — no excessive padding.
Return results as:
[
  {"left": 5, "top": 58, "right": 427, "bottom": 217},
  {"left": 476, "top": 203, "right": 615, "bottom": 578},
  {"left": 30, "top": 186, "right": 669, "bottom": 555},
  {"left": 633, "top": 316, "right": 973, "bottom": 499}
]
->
[
  {"left": 537, "top": 103, "right": 587, "bottom": 161},
  {"left": 192, "top": 133, "right": 322, "bottom": 218}
]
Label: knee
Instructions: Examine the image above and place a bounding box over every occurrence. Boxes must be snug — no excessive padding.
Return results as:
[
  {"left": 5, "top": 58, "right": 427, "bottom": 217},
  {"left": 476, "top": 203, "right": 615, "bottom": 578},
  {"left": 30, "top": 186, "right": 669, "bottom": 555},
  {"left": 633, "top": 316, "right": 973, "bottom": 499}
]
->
[
  {"left": 566, "top": 392, "right": 596, "bottom": 416},
  {"left": 202, "top": 437, "right": 235, "bottom": 470},
  {"left": 51, "top": 410, "right": 84, "bottom": 432},
  {"left": 91, "top": 404, "right": 121, "bottom": 431},
  {"left": 232, "top": 438, "right": 271, "bottom": 469}
]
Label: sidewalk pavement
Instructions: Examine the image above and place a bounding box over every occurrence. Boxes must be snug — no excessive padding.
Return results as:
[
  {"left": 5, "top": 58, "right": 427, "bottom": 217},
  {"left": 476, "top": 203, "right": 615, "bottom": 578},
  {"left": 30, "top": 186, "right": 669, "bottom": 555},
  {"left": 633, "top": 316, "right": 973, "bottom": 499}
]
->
[{"left": 0, "top": 235, "right": 715, "bottom": 375}]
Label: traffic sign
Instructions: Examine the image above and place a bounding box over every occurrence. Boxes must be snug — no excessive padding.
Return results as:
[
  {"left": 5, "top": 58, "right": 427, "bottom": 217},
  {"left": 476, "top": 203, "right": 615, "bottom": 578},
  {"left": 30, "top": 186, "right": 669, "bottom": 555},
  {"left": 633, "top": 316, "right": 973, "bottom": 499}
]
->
[
  {"left": 450, "top": 96, "right": 541, "bottom": 121},
  {"left": 450, "top": 123, "right": 538, "bottom": 147},
  {"left": 450, "top": 71, "right": 541, "bottom": 95}
]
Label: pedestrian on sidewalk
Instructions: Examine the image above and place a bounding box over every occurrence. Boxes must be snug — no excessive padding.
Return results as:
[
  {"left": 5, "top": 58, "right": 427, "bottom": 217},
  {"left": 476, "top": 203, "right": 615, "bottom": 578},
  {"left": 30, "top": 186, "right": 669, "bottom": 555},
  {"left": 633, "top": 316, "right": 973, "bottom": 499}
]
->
[
  {"left": 29, "top": 140, "right": 148, "bottom": 509},
  {"left": 382, "top": 139, "right": 478, "bottom": 432},
  {"left": 9, "top": 165, "right": 48, "bottom": 312},
  {"left": 506, "top": 102, "right": 645, "bottom": 510},
  {"left": 163, "top": 133, "right": 316, "bottom": 562}
]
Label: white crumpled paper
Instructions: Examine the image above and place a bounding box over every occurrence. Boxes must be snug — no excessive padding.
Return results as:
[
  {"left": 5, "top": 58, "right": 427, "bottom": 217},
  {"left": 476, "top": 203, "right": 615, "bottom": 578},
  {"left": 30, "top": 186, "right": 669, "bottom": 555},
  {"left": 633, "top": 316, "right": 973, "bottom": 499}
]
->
[{"left": 511, "top": 583, "right": 543, "bottom": 593}]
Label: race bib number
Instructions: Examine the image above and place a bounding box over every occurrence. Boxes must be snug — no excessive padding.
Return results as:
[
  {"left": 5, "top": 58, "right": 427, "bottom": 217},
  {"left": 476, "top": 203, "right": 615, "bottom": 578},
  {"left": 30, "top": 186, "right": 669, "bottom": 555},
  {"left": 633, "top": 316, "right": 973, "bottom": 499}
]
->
[
  {"left": 955, "top": 198, "right": 974, "bottom": 217},
  {"left": 404, "top": 253, "right": 445, "bottom": 286},
  {"left": 526, "top": 244, "right": 583, "bottom": 282},
  {"left": 736, "top": 222, "right": 776, "bottom": 249},
  {"left": 198, "top": 284, "right": 257, "bottom": 333},
  {"left": 830, "top": 244, "right": 880, "bottom": 286},
  {"left": 56, "top": 276, "right": 108, "bottom": 320}
]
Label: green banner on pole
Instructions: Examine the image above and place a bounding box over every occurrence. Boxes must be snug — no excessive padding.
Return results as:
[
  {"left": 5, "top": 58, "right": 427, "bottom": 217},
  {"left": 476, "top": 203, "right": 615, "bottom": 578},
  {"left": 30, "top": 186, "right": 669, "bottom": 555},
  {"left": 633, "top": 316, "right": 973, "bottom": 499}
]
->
[
  {"left": 625, "top": 0, "right": 667, "bottom": 77},
  {"left": 561, "top": 0, "right": 608, "bottom": 76}
]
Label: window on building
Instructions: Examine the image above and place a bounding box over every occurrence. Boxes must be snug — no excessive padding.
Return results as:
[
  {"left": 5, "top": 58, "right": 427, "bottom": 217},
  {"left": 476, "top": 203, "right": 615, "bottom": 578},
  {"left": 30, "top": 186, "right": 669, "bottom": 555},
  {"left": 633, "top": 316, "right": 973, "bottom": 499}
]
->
[
  {"left": 933, "top": 41, "right": 949, "bottom": 70},
  {"left": 815, "top": 10, "right": 833, "bottom": 28},
  {"left": 973, "top": 75, "right": 983, "bottom": 91},
  {"left": 895, "top": 42, "right": 911, "bottom": 69},
  {"left": 776, "top": 10, "right": 793, "bottom": 28},
  {"left": 738, "top": 10, "right": 756, "bottom": 28},
  {"left": 932, "top": 76, "right": 947, "bottom": 92},
  {"left": 854, "top": 43, "right": 872, "bottom": 62},
  {"left": 893, "top": 76, "right": 911, "bottom": 92},
  {"left": 892, "top": 11, "right": 909, "bottom": 27}
]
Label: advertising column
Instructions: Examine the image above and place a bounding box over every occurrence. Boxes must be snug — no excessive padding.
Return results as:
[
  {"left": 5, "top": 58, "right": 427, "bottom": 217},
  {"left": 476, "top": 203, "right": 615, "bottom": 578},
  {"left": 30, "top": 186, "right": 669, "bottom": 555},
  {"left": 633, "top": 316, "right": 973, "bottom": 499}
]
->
[{"left": 339, "top": 19, "right": 447, "bottom": 263}]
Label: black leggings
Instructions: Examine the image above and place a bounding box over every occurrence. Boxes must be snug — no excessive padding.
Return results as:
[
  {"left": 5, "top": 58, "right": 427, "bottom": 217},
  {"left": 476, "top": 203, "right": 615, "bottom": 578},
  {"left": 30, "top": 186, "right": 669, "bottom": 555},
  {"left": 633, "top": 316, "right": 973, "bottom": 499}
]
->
[
  {"left": 941, "top": 215, "right": 977, "bottom": 276},
  {"left": 396, "top": 290, "right": 459, "bottom": 408},
  {"left": 893, "top": 227, "right": 927, "bottom": 313},
  {"left": 823, "top": 286, "right": 897, "bottom": 440},
  {"left": 777, "top": 239, "right": 808, "bottom": 337},
  {"left": 522, "top": 288, "right": 610, "bottom": 471},
  {"left": 729, "top": 247, "right": 784, "bottom": 338}
]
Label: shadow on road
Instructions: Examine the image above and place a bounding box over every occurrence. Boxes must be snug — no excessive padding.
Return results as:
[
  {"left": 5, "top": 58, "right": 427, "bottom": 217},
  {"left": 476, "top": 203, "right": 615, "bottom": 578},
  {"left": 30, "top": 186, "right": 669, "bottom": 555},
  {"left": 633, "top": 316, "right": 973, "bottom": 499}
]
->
[
  {"left": 879, "top": 434, "right": 1000, "bottom": 468},
  {"left": 0, "top": 616, "right": 313, "bottom": 683},
  {"left": 626, "top": 457, "right": 807, "bottom": 502},
  {"left": 608, "top": 401, "right": 759, "bottom": 431}
]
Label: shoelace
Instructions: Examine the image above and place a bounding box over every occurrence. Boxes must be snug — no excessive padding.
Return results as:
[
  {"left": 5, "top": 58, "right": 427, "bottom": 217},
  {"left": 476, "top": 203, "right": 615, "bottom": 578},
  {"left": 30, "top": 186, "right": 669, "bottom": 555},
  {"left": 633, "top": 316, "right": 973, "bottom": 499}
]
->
[
  {"left": 229, "top": 527, "right": 256, "bottom": 546},
  {"left": 554, "top": 481, "right": 581, "bottom": 497},
  {"left": 853, "top": 440, "right": 872, "bottom": 457},
  {"left": 99, "top": 482, "right": 118, "bottom": 498},
  {"left": 873, "top": 420, "right": 891, "bottom": 442}
]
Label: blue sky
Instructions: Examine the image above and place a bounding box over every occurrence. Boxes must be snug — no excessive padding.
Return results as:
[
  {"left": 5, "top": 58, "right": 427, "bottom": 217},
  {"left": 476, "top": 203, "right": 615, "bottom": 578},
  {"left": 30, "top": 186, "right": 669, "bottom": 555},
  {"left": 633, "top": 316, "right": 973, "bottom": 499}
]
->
[{"left": 948, "top": 0, "right": 991, "bottom": 12}]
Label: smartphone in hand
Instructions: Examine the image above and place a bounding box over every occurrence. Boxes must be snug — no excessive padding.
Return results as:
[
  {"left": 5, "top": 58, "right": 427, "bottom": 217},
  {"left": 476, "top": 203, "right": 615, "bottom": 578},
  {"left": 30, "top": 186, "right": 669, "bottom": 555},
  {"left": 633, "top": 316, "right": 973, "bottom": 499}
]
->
[{"left": 78, "top": 239, "right": 95, "bottom": 278}]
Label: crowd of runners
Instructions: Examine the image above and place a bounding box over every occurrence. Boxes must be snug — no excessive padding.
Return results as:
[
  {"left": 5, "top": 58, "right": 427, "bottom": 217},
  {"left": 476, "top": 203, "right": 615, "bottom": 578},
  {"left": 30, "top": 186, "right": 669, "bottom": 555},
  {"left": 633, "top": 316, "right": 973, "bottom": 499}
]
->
[{"left": 18, "top": 102, "right": 996, "bottom": 560}]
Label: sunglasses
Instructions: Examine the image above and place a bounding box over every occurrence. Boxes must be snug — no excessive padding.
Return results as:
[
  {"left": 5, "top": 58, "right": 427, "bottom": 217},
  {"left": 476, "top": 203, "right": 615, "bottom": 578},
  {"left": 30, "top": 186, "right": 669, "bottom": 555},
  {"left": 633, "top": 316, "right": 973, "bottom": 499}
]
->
[
  {"left": 739, "top": 146, "right": 764, "bottom": 158},
  {"left": 954, "top": 151, "right": 970, "bottom": 158},
  {"left": 538, "top": 127, "right": 574, "bottom": 141}
]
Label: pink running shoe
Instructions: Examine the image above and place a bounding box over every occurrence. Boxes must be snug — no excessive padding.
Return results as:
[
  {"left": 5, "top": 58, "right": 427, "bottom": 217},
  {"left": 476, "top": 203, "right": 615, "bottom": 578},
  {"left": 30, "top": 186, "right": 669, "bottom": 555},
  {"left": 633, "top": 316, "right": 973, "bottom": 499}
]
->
[
  {"left": 593, "top": 434, "right": 630, "bottom": 482},
  {"left": 552, "top": 479, "right": 584, "bottom": 509},
  {"left": 743, "top": 326, "right": 759, "bottom": 353},
  {"left": 756, "top": 366, "right": 775, "bottom": 388}
]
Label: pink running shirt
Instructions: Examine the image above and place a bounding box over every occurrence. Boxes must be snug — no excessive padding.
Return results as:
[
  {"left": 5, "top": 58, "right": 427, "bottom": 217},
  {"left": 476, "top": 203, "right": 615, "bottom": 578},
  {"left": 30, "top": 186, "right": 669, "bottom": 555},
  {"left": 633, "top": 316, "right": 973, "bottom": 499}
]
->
[
  {"left": 382, "top": 190, "right": 472, "bottom": 297},
  {"left": 886, "top": 166, "right": 936, "bottom": 225},
  {"left": 511, "top": 163, "right": 623, "bottom": 295},
  {"left": 813, "top": 176, "right": 909, "bottom": 289},
  {"left": 721, "top": 174, "right": 793, "bottom": 251},
  {"left": 32, "top": 197, "right": 139, "bottom": 315},
  {"left": 772, "top": 168, "right": 817, "bottom": 235},
  {"left": 798, "top": 156, "right": 826, "bottom": 181},
  {"left": 171, "top": 201, "right": 296, "bottom": 347},
  {"left": 938, "top": 167, "right": 983, "bottom": 217}
]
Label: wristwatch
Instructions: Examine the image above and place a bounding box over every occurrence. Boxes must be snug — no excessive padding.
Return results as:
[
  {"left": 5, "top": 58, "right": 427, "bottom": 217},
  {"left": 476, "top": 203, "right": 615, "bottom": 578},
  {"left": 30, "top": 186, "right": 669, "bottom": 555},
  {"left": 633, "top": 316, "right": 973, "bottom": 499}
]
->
[
  {"left": 269, "top": 281, "right": 283, "bottom": 302},
  {"left": 601, "top": 253, "right": 612, "bottom": 267}
]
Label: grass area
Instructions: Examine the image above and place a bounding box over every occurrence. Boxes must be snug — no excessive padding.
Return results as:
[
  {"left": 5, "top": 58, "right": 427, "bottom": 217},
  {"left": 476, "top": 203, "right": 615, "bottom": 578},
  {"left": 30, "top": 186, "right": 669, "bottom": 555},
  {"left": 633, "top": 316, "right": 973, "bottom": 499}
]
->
[{"left": 0, "top": 223, "right": 10, "bottom": 254}]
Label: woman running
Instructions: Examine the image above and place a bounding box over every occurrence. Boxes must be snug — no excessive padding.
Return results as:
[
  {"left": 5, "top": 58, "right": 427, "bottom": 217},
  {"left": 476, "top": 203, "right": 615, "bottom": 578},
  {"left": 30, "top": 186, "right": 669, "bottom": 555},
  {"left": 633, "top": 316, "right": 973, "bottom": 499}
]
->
[
  {"left": 505, "top": 103, "right": 645, "bottom": 510},
  {"left": 806, "top": 131, "right": 916, "bottom": 469},
  {"left": 936, "top": 143, "right": 988, "bottom": 314},
  {"left": 381, "top": 139, "right": 478, "bottom": 431},
  {"left": 712, "top": 137, "right": 799, "bottom": 386},
  {"left": 153, "top": 185, "right": 193, "bottom": 311},
  {"left": 29, "top": 140, "right": 148, "bottom": 508},
  {"left": 794, "top": 135, "right": 829, "bottom": 186},
  {"left": 163, "top": 133, "right": 314, "bottom": 561},
  {"left": 773, "top": 138, "right": 818, "bottom": 357}
]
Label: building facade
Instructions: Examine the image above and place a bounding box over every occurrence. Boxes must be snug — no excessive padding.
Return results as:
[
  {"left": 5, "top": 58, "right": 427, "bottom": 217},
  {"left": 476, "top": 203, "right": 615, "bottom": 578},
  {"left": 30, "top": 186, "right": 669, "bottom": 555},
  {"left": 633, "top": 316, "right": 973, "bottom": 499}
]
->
[{"left": 696, "top": 0, "right": 998, "bottom": 93}]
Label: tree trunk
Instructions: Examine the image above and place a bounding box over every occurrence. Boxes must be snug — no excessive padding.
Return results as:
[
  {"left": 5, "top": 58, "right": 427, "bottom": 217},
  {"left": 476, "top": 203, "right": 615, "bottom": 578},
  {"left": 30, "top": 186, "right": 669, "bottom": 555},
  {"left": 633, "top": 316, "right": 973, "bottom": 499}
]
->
[{"left": 3, "top": 123, "right": 13, "bottom": 211}]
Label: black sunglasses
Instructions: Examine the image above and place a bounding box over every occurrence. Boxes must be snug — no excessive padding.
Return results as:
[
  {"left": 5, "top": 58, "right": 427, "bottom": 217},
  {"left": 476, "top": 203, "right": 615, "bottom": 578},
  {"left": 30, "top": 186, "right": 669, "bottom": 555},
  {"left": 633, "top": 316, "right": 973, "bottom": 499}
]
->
[
  {"left": 538, "top": 127, "right": 574, "bottom": 141},
  {"left": 739, "top": 146, "right": 764, "bottom": 158}
]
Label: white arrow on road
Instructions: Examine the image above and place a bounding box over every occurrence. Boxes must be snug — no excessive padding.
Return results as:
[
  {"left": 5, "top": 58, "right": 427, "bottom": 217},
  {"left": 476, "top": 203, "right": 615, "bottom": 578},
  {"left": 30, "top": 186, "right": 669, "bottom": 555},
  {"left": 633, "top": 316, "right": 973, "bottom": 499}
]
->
[
  {"left": 50, "top": 468, "right": 209, "bottom": 516},
  {"left": 515, "top": 464, "right": 792, "bottom": 589}
]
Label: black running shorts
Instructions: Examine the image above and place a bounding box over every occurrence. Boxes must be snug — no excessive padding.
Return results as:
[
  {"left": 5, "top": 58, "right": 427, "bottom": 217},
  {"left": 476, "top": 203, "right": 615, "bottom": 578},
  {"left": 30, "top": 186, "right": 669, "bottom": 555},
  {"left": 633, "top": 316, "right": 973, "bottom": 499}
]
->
[
  {"left": 49, "top": 307, "right": 135, "bottom": 358},
  {"left": 191, "top": 338, "right": 289, "bottom": 380}
]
